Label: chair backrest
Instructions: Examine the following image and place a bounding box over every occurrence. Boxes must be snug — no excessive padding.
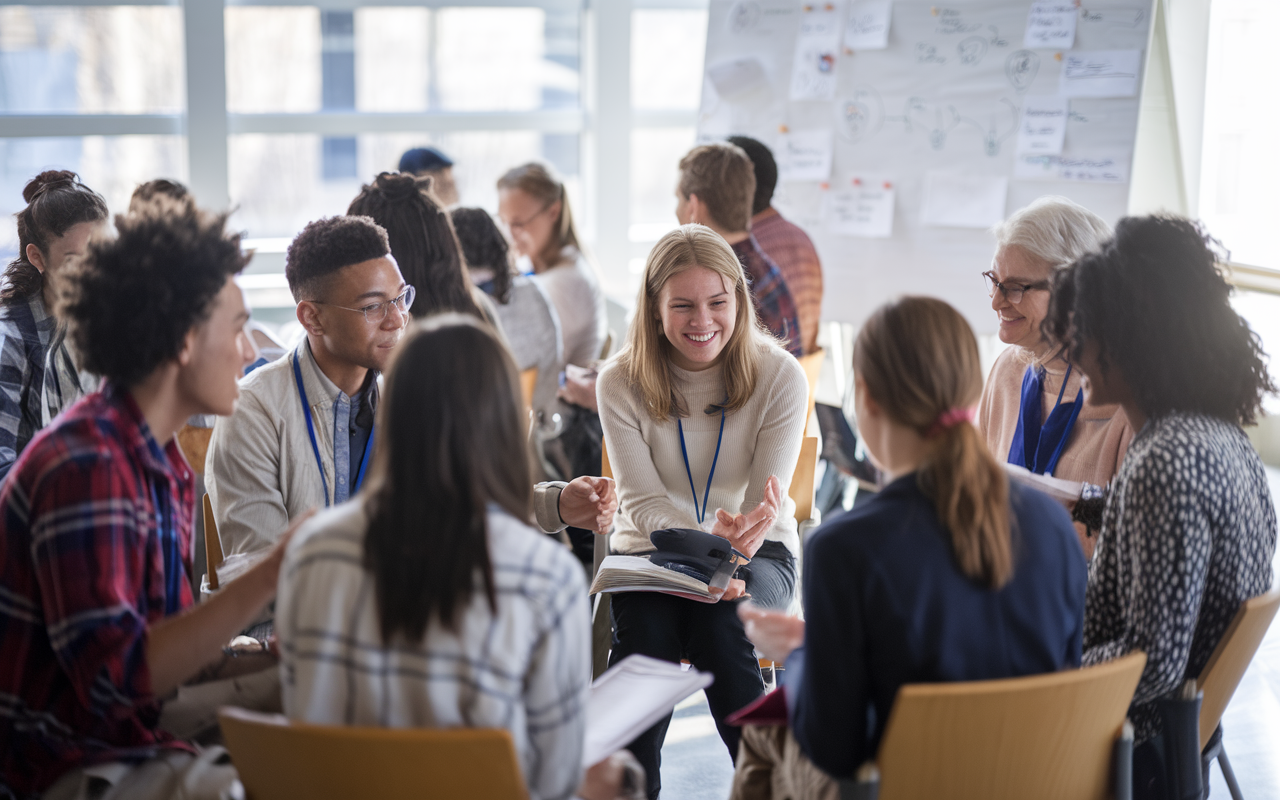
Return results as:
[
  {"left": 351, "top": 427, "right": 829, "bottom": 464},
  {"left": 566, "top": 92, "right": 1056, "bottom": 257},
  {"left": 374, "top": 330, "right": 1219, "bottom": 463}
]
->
[
  {"left": 203, "top": 494, "right": 223, "bottom": 591},
  {"left": 519, "top": 366, "right": 538, "bottom": 415},
  {"left": 601, "top": 438, "right": 612, "bottom": 479},
  {"left": 789, "top": 436, "right": 819, "bottom": 524},
  {"left": 219, "top": 707, "right": 527, "bottom": 800},
  {"left": 875, "top": 651, "right": 1147, "bottom": 800},
  {"left": 1196, "top": 588, "right": 1280, "bottom": 749},
  {"left": 177, "top": 424, "right": 213, "bottom": 474},
  {"left": 797, "top": 348, "right": 824, "bottom": 435}
]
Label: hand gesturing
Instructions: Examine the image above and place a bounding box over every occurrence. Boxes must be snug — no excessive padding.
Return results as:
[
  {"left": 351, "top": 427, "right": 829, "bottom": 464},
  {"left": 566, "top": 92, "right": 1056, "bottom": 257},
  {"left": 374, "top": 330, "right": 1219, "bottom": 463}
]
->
[{"left": 710, "top": 475, "right": 781, "bottom": 558}]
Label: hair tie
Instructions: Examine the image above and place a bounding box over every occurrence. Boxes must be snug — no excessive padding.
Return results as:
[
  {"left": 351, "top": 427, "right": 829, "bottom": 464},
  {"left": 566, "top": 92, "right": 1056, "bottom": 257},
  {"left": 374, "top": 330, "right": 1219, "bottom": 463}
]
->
[{"left": 925, "top": 407, "right": 975, "bottom": 438}]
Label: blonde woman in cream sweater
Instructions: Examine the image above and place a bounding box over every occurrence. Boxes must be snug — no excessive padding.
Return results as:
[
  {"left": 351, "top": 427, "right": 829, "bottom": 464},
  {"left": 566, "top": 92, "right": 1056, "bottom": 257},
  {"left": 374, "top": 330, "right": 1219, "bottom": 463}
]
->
[
  {"left": 596, "top": 224, "right": 807, "bottom": 799},
  {"left": 977, "top": 196, "right": 1134, "bottom": 559}
]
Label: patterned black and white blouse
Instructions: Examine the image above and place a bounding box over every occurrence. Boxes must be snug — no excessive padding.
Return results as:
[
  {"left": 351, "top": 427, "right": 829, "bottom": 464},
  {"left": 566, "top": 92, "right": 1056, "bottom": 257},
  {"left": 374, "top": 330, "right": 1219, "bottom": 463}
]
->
[{"left": 1082, "top": 412, "right": 1277, "bottom": 743}]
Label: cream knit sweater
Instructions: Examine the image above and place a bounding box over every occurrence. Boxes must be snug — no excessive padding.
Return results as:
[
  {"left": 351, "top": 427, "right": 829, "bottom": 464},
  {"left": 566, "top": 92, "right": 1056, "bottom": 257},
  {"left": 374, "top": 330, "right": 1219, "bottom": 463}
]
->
[{"left": 597, "top": 343, "right": 808, "bottom": 557}]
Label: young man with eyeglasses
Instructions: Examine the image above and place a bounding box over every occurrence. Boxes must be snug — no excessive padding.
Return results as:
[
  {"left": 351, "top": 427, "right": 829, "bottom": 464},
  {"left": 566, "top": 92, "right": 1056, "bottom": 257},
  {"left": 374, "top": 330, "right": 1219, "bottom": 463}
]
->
[{"left": 205, "top": 216, "right": 410, "bottom": 582}]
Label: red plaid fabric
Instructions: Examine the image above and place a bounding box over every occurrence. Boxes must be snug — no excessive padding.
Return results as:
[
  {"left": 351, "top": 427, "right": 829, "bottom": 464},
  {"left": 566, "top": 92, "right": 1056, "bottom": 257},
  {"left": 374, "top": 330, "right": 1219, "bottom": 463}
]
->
[
  {"left": 0, "top": 384, "right": 196, "bottom": 797},
  {"left": 750, "top": 209, "right": 824, "bottom": 356},
  {"left": 731, "top": 236, "right": 804, "bottom": 358}
]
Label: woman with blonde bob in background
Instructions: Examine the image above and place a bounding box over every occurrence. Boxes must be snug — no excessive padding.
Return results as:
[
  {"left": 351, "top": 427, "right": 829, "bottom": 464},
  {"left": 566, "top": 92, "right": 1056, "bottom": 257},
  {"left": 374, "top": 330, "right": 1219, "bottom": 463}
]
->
[
  {"left": 978, "top": 196, "right": 1133, "bottom": 558},
  {"left": 596, "top": 224, "right": 808, "bottom": 798},
  {"left": 732, "top": 297, "right": 1086, "bottom": 799}
]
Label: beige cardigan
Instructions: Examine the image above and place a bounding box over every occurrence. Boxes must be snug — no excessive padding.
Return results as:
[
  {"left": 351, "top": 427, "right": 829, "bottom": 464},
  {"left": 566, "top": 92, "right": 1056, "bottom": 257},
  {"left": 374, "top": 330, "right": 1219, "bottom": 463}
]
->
[
  {"left": 978, "top": 346, "right": 1134, "bottom": 490},
  {"left": 206, "top": 341, "right": 567, "bottom": 561}
]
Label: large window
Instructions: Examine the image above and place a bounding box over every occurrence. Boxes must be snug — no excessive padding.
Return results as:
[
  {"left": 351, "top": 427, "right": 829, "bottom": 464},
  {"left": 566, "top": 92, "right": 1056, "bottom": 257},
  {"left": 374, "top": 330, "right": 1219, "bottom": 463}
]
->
[
  {"left": 0, "top": 0, "right": 702, "bottom": 311},
  {"left": 1200, "top": 0, "right": 1280, "bottom": 270}
]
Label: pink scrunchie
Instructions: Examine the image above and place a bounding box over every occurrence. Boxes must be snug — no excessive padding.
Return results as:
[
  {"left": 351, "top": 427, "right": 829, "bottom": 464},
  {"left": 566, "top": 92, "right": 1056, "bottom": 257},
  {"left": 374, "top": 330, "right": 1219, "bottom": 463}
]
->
[{"left": 925, "top": 407, "right": 975, "bottom": 438}]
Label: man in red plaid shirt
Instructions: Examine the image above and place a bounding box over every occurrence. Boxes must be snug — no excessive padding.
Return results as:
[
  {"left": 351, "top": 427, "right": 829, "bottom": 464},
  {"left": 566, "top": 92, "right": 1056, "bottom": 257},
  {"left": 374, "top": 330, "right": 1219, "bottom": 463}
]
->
[
  {"left": 0, "top": 201, "right": 305, "bottom": 799},
  {"left": 675, "top": 143, "right": 803, "bottom": 358}
]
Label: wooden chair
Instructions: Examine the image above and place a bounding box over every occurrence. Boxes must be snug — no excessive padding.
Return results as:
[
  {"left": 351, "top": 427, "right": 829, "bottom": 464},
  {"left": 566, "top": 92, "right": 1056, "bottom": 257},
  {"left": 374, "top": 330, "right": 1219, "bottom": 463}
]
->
[
  {"left": 519, "top": 366, "right": 537, "bottom": 417},
  {"left": 202, "top": 494, "right": 223, "bottom": 591},
  {"left": 846, "top": 651, "right": 1147, "bottom": 800},
  {"left": 797, "top": 347, "right": 824, "bottom": 436},
  {"left": 218, "top": 707, "right": 526, "bottom": 800},
  {"left": 789, "top": 436, "right": 819, "bottom": 525},
  {"left": 1196, "top": 589, "right": 1280, "bottom": 799},
  {"left": 176, "top": 424, "right": 213, "bottom": 474}
]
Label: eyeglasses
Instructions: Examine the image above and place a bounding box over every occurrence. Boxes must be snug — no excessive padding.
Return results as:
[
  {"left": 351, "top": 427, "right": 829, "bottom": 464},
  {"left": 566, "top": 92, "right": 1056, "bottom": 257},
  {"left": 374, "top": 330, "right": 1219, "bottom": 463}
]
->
[
  {"left": 502, "top": 201, "right": 554, "bottom": 233},
  {"left": 313, "top": 285, "right": 415, "bottom": 324},
  {"left": 982, "top": 271, "right": 1050, "bottom": 304}
]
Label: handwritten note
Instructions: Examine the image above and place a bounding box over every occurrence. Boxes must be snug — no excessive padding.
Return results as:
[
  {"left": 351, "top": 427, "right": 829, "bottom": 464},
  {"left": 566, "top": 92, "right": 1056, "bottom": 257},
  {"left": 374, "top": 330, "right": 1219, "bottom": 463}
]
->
[
  {"left": 1059, "top": 49, "right": 1141, "bottom": 98},
  {"left": 1023, "top": 3, "right": 1077, "bottom": 49},
  {"left": 920, "top": 172, "right": 1008, "bottom": 229},
  {"left": 828, "top": 175, "right": 895, "bottom": 238},
  {"left": 844, "top": 0, "right": 892, "bottom": 50},
  {"left": 777, "top": 130, "right": 834, "bottom": 182},
  {"left": 1014, "top": 153, "right": 1130, "bottom": 183},
  {"left": 790, "top": 5, "right": 842, "bottom": 101},
  {"left": 1015, "top": 96, "right": 1068, "bottom": 155},
  {"left": 707, "top": 57, "right": 768, "bottom": 99}
]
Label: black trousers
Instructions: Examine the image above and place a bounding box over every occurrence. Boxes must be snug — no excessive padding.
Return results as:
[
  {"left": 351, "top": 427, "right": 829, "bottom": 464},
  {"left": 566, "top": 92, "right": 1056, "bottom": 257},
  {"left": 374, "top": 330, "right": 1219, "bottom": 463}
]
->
[{"left": 608, "top": 543, "right": 796, "bottom": 798}]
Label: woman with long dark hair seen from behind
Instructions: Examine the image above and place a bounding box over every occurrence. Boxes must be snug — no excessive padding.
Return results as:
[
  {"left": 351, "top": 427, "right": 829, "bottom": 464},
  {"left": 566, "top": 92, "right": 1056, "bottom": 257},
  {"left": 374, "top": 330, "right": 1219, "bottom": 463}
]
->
[
  {"left": 452, "top": 206, "right": 564, "bottom": 429},
  {"left": 276, "top": 315, "right": 632, "bottom": 800},
  {"left": 1045, "top": 216, "right": 1277, "bottom": 800},
  {"left": 0, "top": 170, "right": 107, "bottom": 481},
  {"left": 348, "top": 172, "right": 497, "bottom": 325},
  {"left": 730, "top": 297, "right": 1086, "bottom": 799}
]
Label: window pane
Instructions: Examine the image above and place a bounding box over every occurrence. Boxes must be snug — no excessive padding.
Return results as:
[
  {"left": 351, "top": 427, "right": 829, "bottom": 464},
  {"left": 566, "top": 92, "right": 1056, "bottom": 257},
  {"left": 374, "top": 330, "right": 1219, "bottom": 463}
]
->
[
  {"left": 229, "top": 131, "right": 580, "bottom": 242},
  {"left": 436, "top": 8, "right": 578, "bottom": 111},
  {"left": 0, "top": 135, "right": 187, "bottom": 260},
  {"left": 227, "top": 7, "right": 579, "bottom": 114},
  {"left": 1200, "top": 0, "right": 1280, "bottom": 269},
  {"left": 631, "top": 127, "right": 696, "bottom": 239},
  {"left": 225, "top": 7, "right": 321, "bottom": 113},
  {"left": 631, "top": 10, "right": 707, "bottom": 111},
  {"left": 0, "top": 7, "right": 184, "bottom": 114}
]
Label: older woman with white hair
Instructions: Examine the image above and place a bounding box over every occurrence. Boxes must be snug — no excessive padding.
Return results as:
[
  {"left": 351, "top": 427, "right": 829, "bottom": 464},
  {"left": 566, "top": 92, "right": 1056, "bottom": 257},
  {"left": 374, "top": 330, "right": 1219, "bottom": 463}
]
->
[{"left": 977, "top": 196, "right": 1133, "bottom": 559}]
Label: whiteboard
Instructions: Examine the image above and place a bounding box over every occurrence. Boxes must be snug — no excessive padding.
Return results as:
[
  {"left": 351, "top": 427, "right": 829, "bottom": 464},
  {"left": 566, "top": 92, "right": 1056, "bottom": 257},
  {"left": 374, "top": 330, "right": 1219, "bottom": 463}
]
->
[{"left": 698, "top": 0, "right": 1155, "bottom": 334}]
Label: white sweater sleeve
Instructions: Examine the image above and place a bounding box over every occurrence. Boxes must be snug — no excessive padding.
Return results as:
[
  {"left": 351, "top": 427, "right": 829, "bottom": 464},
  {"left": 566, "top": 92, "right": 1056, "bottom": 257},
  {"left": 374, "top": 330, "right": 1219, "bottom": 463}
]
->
[{"left": 741, "top": 355, "right": 809, "bottom": 540}]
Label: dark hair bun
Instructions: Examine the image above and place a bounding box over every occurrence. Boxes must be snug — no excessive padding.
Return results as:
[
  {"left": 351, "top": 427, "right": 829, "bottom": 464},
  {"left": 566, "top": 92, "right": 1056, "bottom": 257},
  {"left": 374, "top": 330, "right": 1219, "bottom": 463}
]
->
[
  {"left": 374, "top": 171, "right": 430, "bottom": 202},
  {"left": 23, "top": 170, "right": 79, "bottom": 203}
]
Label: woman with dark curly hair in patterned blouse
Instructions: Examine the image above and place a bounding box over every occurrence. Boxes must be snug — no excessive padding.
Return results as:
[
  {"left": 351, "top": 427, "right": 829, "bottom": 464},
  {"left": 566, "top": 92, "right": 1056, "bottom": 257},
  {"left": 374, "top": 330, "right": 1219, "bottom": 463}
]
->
[{"left": 1045, "top": 214, "right": 1277, "bottom": 800}]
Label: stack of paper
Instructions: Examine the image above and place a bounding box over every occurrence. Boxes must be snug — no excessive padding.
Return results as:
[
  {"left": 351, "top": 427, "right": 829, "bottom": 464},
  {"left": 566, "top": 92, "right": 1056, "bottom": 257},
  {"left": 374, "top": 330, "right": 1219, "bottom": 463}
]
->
[
  {"left": 1003, "top": 463, "right": 1084, "bottom": 505},
  {"left": 584, "top": 655, "right": 715, "bottom": 767}
]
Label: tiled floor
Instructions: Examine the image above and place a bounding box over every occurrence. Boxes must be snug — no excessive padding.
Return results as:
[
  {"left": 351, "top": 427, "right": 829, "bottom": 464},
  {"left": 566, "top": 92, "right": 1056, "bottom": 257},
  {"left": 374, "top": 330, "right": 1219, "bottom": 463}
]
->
[{"left": 661, "top": 470, "right": 1280, "bottom": 799}]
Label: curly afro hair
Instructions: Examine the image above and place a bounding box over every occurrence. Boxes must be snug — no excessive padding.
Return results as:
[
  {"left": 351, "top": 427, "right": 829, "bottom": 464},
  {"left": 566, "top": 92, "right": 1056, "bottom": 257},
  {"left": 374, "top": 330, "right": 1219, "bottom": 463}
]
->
[
  {"left": 58, "top": 204, "right": 250, "bottom": 387},
  {"left": 285, "top": 215, "right": 389, "bottom": 302},
  {"left": 1044, "top": 214, "right": 1275, "bottom": 426}
]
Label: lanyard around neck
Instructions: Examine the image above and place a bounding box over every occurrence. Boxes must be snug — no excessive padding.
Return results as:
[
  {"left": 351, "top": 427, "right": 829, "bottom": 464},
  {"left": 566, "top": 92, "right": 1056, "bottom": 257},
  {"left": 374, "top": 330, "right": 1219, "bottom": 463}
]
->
[
  {"left": 678, "top": 405, "right": 727, "bottom": 525},
  {"left": 294, "top": 352, "right": 377, "bottom": 507}
]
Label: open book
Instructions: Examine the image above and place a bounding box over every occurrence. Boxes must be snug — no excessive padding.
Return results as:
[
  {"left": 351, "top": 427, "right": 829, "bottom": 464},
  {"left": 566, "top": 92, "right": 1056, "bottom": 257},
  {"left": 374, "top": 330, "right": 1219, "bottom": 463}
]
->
[
  {"left": 1002, "top": 463, "right": 1084, "bottom": 506},
  {"left": 589, "top": 555, "right": 720, "bottom": 603},
  {"left": 584, "top": 655, "right": 714, "bottom": 767}
]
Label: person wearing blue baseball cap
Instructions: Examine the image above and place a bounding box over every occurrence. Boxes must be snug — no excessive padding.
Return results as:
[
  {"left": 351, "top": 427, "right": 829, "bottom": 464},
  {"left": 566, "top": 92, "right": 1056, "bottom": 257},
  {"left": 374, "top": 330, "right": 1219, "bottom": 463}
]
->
[{"left": 398, "top": 146, "right": 458, "bottom": 206}]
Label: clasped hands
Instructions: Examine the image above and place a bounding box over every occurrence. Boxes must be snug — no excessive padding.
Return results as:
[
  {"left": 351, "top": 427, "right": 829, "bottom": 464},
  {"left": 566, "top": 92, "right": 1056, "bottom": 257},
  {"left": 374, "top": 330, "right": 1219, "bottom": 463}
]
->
[
  {"left": 707, "top": 475, "right": 782, "bottom": 602},
  {"left": 558, "top": 475, "right": 618, "bottom": 534}
]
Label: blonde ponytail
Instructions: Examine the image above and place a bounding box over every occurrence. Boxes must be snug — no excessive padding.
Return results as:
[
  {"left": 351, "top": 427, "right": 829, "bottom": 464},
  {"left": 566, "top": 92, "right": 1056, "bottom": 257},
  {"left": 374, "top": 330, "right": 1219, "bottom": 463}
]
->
[{"left": 853, "top": 297, "right": 1013, "bottom": 589}]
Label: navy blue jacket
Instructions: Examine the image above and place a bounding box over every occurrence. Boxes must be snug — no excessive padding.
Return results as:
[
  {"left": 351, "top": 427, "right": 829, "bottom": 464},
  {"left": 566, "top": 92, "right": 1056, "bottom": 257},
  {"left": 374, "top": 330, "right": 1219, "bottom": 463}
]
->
[{"left": 783, "top": 472, "right": 1086, "bottom": 777}]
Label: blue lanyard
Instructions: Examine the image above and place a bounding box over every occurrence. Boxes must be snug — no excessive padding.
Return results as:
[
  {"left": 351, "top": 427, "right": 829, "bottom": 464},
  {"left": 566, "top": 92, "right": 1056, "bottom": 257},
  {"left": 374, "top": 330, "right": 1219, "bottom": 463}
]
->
[
  {"left": 678, "top": 406, "right": 727, "bottom": 525},
  {"left": 1039, "top": 364, "right": 1082, "bottom": 476},
  {"left": 293, "top": 352, "right": 376, "bottom": 507}
]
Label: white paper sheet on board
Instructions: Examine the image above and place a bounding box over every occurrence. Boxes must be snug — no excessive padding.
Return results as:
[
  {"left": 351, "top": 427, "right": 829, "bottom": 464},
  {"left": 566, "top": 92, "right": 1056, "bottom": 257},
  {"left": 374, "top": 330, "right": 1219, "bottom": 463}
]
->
[
  {"left": 776, "top": 129, "right": 835, "bottom": 182},
  {"left": 1023, "top": 3, "right": 1077, "bottom": 49},
  {"left": 707, "top": 56, "right": 769, "bottom": 99},
  {"left": 920, "top": 173, "right": 1008, "bottom": 229},
  {"left": 1059, "top": 50, "right": 1142, "bottom": 98},
  {"left": 1014, "top": 153, "right": 1130, "bottom": 183},
  {"left": 844, "top": 0, "right": 892, "bottom": 50},
  {"left": 1015, "top": 96, "right": 1069, "bottom": 155},
  {"left": 790, "top": 5, "right": 843, "bottom": 101},
  {"left": 827, "top": 176, "right": 895, "bottom": 238}
]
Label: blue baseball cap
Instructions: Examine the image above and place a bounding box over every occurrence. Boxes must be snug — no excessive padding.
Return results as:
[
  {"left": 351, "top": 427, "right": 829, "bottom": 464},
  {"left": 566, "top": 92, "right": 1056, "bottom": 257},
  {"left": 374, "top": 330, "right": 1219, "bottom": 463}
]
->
[{"left": 398, "top": 146, "right": 454, "bottom": 174}]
